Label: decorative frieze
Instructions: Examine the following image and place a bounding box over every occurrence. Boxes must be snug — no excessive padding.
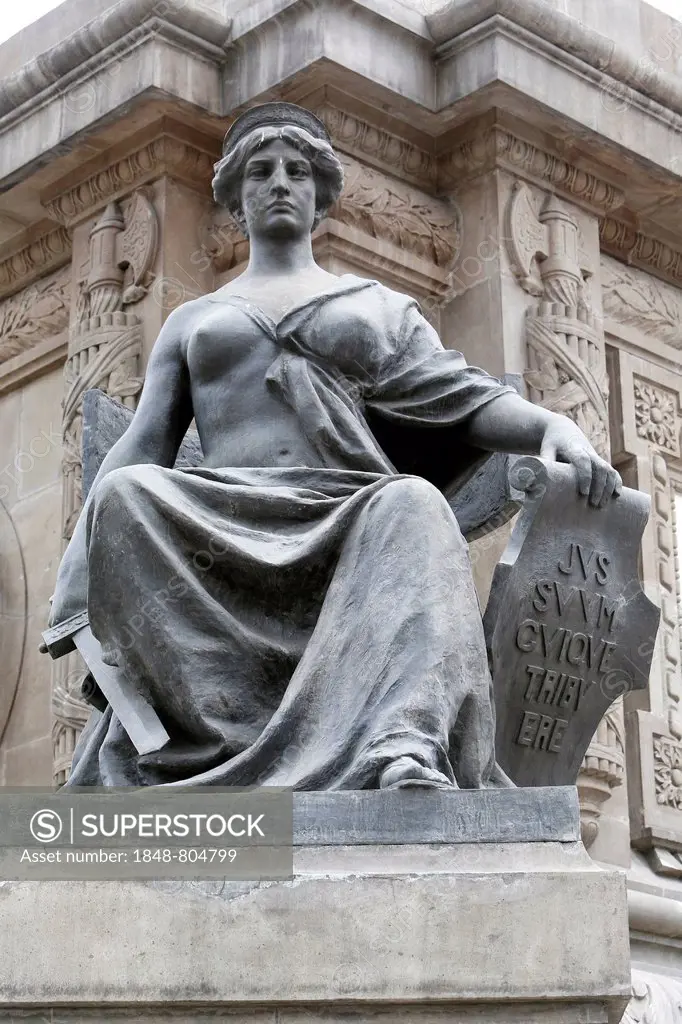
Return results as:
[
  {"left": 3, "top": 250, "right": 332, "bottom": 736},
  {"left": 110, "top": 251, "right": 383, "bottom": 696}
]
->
[
  {"left": 610, "top": 348, "right": 682, "bottom": 853},
  {"left": 600, "top": 216, "right": 682, "bottom": 292},
  {"left": 601, "top": 255, "right": 682, "bottom": 348},
  {"left": 316, "top": 103, "right": 435, "bottom": 190},
  {"left": 651, "top": 454, "right": 682, "bottom": 741},
  {"left": 444, "top": 126, "right": 625, "bottom": 216},
  {"left": 0, "top": 226, "right": 71, "bottom": 301},
  {"left": 0, "top": 267, "right": 70, "bottom": 363},
  {"left": 42, "top": 132, "right": 218, "bottom": 228},
  {"left": 331, "top": 155, "right": 460, "bottom": 271}
]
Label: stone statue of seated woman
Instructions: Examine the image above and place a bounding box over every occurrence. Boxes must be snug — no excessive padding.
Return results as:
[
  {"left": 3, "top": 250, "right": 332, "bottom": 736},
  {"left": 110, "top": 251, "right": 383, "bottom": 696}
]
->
[{"left": 43, "top": 102, "right": 621, "bottom": 790}]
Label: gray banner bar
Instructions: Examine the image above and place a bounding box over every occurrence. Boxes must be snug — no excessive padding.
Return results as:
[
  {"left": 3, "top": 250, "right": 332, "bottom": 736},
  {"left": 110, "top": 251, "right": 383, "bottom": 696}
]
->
[{"left": 0, "top": 788, "right": 293, "bottom": 880}]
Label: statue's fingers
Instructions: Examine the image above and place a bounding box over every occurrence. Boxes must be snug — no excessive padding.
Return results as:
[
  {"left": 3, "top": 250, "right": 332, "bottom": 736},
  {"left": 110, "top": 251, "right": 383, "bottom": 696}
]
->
[
  {"left": 572, "top": 452, "right": 593, "bottom": 497},
  {"left": 599, "top": 467, "right": 620, "bottom": 508},
  {"left": 589, "top": 459, "right": 609, "bottom": 507}
]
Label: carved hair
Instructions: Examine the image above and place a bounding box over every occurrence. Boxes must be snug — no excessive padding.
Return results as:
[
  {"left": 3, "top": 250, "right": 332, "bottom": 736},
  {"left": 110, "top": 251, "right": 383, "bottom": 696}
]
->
[{"left": 211, "top": 124, "right": 344, "bottom": 236}]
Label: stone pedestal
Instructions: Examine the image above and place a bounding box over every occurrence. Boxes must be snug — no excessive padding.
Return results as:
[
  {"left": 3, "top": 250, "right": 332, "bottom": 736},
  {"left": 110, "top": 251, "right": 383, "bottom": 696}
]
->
[{"left": 0, "top": 789, "right": 630, "bottom": 1022}]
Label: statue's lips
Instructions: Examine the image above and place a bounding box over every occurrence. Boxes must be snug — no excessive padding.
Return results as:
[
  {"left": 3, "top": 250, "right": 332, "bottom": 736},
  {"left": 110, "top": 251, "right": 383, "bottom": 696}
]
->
[{"left": 268, "top": 201, "right": 295, "bottom": 211}]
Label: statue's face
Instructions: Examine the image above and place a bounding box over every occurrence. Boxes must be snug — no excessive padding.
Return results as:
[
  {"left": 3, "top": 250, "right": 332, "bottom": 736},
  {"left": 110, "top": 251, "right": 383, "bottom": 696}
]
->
[{"left": 240, "top": 137, "right": 316, "bottom": 240}]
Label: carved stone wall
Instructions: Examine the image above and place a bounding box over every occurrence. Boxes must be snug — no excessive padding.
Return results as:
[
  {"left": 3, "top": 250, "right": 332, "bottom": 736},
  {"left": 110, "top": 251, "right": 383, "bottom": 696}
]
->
[
  {"left": 51, "top": 191, "right": 157, "bottom": 785},
  {"left": 605, "top": 257, "right": 682, "bottom": 864}
]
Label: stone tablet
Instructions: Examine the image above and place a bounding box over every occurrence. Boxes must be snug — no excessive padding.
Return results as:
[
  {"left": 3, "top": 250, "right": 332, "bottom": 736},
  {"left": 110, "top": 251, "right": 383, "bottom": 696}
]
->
[{"left": 483, "top": 455, "right": 660, "bottom": 787}]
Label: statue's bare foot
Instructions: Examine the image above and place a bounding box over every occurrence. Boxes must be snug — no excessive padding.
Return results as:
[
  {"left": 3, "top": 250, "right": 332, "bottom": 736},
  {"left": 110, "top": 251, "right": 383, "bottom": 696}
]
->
[{"left": 379, "top": 755, "right": 456, "bottom": 790}]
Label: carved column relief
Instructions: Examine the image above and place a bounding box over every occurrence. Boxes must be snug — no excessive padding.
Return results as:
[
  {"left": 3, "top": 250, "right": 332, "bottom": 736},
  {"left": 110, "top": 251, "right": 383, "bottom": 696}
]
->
[
  {"left": 52, "top": 191, "right": 158, "bottom": 785},
  {"left": 506, "top": 182, "right": 623, "bottom": 843},
  {"left": 604, "top": 252, "right": 682, "bottom": 860},
  {"left": 507, "top": 183, "right": 609, "bottom": 455}
]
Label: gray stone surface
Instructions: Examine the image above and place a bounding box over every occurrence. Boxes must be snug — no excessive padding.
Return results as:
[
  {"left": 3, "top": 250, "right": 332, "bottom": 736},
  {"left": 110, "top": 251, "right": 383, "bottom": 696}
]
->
[
  {"left": 0, "top": 840, "right": 630, "bottom": 1018},
  {"left": 291, "top": 786, "right": 579, "bottom": 844}
]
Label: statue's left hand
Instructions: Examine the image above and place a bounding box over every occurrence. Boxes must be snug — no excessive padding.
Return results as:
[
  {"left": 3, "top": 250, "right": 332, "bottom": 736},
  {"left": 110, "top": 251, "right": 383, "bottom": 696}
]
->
[{"left": 539, "top": 419, "right": 622, "bottom": 508}]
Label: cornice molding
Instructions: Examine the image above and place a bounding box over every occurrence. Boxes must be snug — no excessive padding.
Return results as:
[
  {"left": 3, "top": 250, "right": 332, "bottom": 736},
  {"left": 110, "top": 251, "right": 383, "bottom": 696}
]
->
[
  {"left": 0, "top": 0, "right": 231, "bottom": 124},
  {"left": 600, "top": 216, "right": 682, "bottom": 293},
  {"left": 0, "top": 225, "right": 71, "bottom": 301},
  {"left": 315, "top": 103, "right": 436, "bottom": 191},
  {"left": 443, "top": 125, "right": 625, "bottom": 215},
  {"left": 428, "top": 0, "right": 682, "bottom": 121},
  {"left": 42, "top": 132, "right": 219, "bottom": 227}
]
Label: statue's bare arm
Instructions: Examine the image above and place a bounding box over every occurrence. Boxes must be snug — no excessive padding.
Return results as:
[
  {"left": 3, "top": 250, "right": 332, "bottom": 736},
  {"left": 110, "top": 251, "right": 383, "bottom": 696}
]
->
[
  {"left": 464, "top": 390, "right": 621, "bottom": 508},
  {"left": 47, "top": 303, "right": 195, "bottom": 626}
]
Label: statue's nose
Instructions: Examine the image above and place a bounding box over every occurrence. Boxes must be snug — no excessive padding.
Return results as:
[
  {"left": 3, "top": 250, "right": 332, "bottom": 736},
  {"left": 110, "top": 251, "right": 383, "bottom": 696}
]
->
[{"left": 270, "top": 165, "right": 290, "bottom": 193}]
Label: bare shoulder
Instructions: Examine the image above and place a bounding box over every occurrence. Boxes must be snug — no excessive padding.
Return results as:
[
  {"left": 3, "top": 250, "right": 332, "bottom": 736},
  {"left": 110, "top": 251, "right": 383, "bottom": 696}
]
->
[
  {"left": 153, "top": 294, "right": 216, "bottom": 360},
  {"left": 164, "top": 293, "right": 214, "bottom": 331}
]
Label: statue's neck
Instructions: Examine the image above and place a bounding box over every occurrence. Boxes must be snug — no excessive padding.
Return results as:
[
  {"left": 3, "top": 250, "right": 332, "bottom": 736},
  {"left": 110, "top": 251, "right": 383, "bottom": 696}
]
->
[{"left": 244, "top": 234, "right": 319, "bottom": 280}]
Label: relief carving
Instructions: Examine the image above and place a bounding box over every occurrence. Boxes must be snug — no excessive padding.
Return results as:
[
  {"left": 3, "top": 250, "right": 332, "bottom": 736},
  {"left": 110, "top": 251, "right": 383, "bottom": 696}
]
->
[
  {"left": 506, "top": 181, "right": 620, "bottom": 842},
  {"left": 634, "top": 378, "right": 680, "bottom": 454},
  {"left": 445, "top": 126, "right": 625, "bottom": 215},
  {"left": 601, "top": 255, "right": 682, "bottom": 347},
  {"left": 43, "top": 133, "right": 217, "bottom": 228},
  {"left": 0, "top": 266, "right": 70, "bottom": 361},
  {"left": 600, "top": 216, "right": 682, "bottom": 292},
  {"left": 317, "top": 103, "right": 435, "bottom": 189},
  {"left": 330, "top": 155, "right": 461, "bottom": 271},
  {"left": 625, "top": 972, "right": 682, "bottom": 1024},
  {"left": 650, "top": 455, "right": 682, "bottom": 742},
  {"left": 507, "top": 182, "right": 609, "bottom": 458},
  {"left": 0, "top": 226, "right": 71, "bottom": 301},
  {"left": 654, "top": 733, "right": 682, "bottom": 808},
  {"left": 52, "top": 190, "right": 158, "bottom": 785}
]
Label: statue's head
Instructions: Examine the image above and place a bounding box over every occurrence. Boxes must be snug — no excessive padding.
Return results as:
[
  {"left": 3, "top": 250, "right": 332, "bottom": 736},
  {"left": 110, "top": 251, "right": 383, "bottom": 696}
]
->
[{"left": 212, "top": 102, "right": 344, "bottom": 241}]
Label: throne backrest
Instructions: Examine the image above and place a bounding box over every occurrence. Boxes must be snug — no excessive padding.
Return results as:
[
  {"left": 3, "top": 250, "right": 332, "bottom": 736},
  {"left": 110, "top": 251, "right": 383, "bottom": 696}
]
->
[{"left": 80, "top": 387, "right": 521, "bottom": 542}]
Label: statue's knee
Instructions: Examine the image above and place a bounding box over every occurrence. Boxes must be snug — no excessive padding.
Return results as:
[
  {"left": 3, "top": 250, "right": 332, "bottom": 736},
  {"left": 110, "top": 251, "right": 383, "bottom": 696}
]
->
[
  {"left": 382, "top": 475, "right": 455, "bottom": 521},
  {"left": 384, "top": 476, "right": 467, "bottom": 551},
  {"left": 92, "top": 464, "right": 157, "bottom": 512}
]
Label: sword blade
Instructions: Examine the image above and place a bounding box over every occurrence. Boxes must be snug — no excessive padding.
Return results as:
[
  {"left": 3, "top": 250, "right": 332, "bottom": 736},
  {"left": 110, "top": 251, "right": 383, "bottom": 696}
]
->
[{"left": 72, "top": 626, "right": 170, "bottom": 756}]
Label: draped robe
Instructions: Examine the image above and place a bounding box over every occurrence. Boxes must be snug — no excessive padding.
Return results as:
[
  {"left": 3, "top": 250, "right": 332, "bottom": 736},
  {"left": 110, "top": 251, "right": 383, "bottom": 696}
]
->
[{"left": 63, "top": 275, "right": 516, "bottom": 788}]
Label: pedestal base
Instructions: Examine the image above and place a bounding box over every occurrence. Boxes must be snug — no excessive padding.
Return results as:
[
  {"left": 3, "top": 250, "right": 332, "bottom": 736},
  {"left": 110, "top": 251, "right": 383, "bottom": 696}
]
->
[{"left": 0, "top": 790, "right": 630, "bottom": 1023}]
